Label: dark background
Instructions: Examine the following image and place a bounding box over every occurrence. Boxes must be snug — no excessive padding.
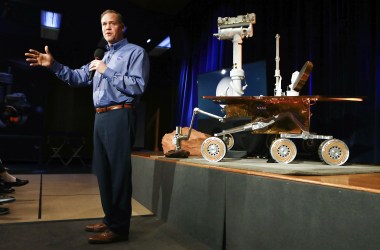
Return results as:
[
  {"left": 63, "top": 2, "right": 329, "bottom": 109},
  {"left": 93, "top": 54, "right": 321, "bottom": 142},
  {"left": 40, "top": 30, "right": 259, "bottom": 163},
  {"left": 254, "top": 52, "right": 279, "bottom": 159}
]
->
[
  {"left": 0, "top": 0, "right": 379, "bottom": 165},
  {"left": 0, "top": 0, "right": 188, "bottom": 163}
]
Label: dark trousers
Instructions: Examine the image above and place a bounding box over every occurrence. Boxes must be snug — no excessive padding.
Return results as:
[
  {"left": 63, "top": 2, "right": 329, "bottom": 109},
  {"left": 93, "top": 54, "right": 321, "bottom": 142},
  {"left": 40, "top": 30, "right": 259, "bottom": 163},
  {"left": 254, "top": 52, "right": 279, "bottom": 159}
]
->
[{"left": 92, "top": 108, "right": 135, "bottom": 236}]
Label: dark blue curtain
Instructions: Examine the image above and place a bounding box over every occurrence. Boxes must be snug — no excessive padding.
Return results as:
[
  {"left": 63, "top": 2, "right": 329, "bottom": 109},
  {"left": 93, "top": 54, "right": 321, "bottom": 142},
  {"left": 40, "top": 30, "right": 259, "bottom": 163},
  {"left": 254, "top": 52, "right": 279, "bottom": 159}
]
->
[
  {"left": 175, "top": 5, "right": 230, "bottom": 127},
  {"left": 176, "top": 60, "right": 197, "bottom": 127},
  {"left": 174, "top": 0, "right": 380, "bottom": 164}
]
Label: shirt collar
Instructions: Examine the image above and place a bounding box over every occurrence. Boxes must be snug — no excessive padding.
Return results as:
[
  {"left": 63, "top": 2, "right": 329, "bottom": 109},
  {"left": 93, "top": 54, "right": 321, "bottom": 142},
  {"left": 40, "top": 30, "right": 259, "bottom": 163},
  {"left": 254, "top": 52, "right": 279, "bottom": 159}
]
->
[{"left": 106, "top": 38, "right": 129, "bottom": 51}]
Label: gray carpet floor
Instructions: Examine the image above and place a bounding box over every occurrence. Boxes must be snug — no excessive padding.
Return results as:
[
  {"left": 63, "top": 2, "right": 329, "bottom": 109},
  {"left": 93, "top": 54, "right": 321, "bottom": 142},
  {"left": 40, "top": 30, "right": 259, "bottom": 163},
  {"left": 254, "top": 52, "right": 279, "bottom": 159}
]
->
[{"left": 0, "top": 215, "right": 213, "bottom": 250}]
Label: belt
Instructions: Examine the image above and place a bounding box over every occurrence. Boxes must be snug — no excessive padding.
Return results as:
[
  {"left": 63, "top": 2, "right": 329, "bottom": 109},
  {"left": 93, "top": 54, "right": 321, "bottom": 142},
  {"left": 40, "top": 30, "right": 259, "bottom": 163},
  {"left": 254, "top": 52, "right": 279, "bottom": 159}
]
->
[{"left": 95, "top": 103, "right": 132, "bottom": 113}]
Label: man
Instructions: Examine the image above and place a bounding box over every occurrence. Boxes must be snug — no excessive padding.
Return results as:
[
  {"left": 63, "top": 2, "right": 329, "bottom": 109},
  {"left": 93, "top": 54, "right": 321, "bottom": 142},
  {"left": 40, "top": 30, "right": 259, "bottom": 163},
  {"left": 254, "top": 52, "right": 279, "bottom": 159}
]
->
[{"left": 25, "top": 9, "right": 150, "bottom": 244}]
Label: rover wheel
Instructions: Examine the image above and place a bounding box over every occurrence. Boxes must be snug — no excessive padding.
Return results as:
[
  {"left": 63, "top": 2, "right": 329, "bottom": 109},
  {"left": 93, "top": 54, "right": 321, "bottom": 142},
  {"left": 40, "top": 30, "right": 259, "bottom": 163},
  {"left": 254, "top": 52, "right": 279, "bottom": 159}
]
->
[
  {"left": 220, "top": 133, "right": 234, "bottom": 150},
  {"left": 201, "top": 137, "right": 226, "bottom": 162},
  {"left": 318, "top": 139, "right": 349, "bottom": 165},
  {"left": 270, "top": 138, "right": 297, "bottom": 164},
  {"left": 266, "top": 134, "right": 280, "bottom": 149}
]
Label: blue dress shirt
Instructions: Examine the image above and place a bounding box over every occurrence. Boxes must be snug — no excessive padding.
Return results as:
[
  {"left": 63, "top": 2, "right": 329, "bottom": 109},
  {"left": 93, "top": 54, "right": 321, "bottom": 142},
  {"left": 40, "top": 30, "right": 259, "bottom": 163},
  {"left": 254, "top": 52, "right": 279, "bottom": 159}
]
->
[{"left": 50, "top": 38, "right": 150, "bottom": 108}]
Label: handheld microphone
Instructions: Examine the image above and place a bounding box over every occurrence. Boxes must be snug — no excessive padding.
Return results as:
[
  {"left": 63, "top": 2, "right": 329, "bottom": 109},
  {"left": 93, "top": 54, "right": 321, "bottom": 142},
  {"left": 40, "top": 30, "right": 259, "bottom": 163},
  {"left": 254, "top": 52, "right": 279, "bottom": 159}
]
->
[{"left": 89, "top": 48, "right": 105, "bottom": 81}]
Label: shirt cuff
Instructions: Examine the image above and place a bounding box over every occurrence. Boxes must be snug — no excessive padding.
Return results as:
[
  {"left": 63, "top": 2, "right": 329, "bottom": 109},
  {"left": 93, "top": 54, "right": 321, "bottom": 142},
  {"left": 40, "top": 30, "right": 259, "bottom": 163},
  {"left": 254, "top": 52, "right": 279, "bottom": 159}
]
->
[{"left": 49, "top": 60, "right": 62, "bottom": 73}]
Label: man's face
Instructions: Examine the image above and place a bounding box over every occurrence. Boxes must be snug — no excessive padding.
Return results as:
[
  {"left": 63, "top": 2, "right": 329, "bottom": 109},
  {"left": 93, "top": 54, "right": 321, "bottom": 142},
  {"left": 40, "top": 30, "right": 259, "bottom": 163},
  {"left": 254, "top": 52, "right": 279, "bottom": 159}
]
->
[{"left": 101, "top": 13, "right": 124, "bottom": 44}]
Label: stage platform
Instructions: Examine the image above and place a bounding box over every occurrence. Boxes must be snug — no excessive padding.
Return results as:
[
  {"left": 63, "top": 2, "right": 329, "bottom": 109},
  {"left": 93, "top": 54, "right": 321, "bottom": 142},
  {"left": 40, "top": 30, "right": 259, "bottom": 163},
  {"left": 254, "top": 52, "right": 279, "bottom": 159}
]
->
[{"left": 131, "top": 152, "right": 380, "bottom": 250}]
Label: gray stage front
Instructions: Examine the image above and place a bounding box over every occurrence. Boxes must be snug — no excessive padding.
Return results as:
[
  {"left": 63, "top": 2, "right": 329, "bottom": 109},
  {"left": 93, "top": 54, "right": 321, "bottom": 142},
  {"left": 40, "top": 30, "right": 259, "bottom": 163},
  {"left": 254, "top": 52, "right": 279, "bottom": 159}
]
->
[{"left": 132, "top": 155, "right": 380, "bottom": 250}]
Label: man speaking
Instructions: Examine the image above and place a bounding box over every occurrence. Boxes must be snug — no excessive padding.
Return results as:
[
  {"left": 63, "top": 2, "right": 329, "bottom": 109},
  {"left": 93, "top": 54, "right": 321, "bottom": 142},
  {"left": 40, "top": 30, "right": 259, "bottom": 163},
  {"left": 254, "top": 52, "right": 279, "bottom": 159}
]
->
[{"left": 25, "top": 9, "right": 150, "bottom": 244}]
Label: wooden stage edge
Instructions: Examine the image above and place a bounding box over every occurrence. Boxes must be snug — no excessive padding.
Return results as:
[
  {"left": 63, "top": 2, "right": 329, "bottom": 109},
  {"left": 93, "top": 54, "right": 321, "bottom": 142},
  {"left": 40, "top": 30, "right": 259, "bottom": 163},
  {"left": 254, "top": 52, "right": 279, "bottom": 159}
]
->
[{"left": 132, "top": 152, "right": 380, "bottom": 195}]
